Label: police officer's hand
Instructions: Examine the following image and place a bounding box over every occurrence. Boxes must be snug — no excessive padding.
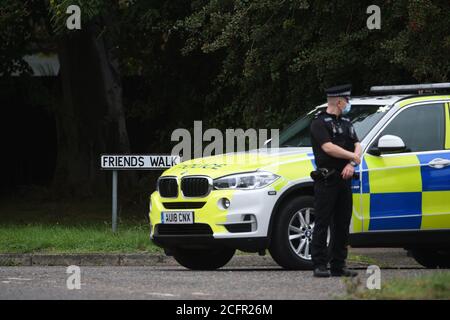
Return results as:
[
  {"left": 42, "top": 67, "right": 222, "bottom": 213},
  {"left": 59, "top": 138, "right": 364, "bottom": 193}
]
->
[
  {"left": 352, "top": 153, "right": 361, "bottom": 165},
  {"left": 341, "top": 163, "right": 355, "bottom": 180}
]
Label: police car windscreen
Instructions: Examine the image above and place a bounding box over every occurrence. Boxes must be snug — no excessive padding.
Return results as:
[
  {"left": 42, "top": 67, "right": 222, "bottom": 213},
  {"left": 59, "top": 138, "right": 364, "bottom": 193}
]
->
[{"left": 279, "top": 105, "right": 387, "bottom": 147}]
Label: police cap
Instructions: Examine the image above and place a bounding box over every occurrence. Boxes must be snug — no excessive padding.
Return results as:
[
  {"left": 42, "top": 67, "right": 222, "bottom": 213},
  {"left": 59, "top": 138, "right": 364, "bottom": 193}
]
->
[{"left": 325, "top": 84, "right": 352, "bottom": 97}]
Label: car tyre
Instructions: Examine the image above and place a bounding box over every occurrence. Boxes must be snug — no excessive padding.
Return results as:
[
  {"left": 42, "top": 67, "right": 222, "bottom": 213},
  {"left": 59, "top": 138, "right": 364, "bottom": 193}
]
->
[{"left": 269, "top": 195, "right": 322, "bottom": 270}]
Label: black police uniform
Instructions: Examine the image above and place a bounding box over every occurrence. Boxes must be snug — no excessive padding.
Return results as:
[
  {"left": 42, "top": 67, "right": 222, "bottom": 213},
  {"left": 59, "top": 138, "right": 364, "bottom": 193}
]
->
[{"left": 310, "top": 88, "right": 359, "bottom": 272}]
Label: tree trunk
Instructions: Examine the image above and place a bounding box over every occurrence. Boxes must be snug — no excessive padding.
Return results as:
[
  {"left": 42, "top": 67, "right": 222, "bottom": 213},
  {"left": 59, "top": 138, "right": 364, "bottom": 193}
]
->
[{"left": 53, "top": 16, "right": 132, "bottom": 198}]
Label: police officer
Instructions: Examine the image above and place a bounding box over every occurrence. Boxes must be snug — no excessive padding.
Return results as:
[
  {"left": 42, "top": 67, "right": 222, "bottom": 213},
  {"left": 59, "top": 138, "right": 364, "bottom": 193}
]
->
[{"left": 310, "top": 84, "right": 362, "bottom": 277}]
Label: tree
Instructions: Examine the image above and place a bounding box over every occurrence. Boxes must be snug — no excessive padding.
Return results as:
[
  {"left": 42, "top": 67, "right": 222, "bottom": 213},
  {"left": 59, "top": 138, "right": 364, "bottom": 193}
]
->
[
  {"left": 1, "top": 0, "right": 449, "bottom": 198},
  {"left": 49, "top": 0, "right": 133, "bottom": 197},
  {"left": 179, "top": 0, "right": 450, "bottom": 130},
  {"left": 1, "top": 0, "right": 134, "bottom": 197},
  {"left": 0, "top": 1, "right": 26, "bottom": 75}
]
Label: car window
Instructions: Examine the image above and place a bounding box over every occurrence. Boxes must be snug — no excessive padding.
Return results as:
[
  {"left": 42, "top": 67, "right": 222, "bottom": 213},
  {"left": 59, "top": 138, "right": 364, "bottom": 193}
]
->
[
  {"left": 377, "top": 103, "right": 445, "bottom": 153},
  {"left": 278, "top": 105, "right": 387, "bottom": 147}
]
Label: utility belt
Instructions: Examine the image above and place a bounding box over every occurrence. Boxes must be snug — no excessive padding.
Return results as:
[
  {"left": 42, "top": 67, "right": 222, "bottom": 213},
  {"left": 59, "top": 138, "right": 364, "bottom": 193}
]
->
[
  {"left": 310, "top": 168, "right": 360, "bottom": 182},
  {"left": 310, "top": 168, "right": 338, "bottom": 182}
]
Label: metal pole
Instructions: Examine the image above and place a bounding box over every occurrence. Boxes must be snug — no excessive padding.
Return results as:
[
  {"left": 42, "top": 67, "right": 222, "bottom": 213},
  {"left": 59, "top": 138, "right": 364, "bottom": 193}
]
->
[{"left": 112, "top": 170, "right": 118, "bottom": 233}]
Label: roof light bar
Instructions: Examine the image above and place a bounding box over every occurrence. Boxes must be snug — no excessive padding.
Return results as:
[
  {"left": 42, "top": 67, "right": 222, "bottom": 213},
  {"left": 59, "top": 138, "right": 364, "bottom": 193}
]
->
[{"left": 370, "top": 83, "right": 450, "bottom": 94}]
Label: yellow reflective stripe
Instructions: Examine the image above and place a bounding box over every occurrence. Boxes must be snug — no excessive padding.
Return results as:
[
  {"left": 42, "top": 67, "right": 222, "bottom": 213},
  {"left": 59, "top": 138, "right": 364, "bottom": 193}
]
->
[
  {"left": 361, "top": 194, "right": 371, "bottom": 232},
  {"left": 446, "top": 103, "right": 450, "bottom": 149},
  {"left": 364, "top": 154, "right": 422, "bottom": 193},
  {"left": 351, "top": 193, "right": 365, "bottom": 233},
  {"left": 398, "top": 95, "right": 450, "bottom": 108},
  {"left": 421, "top": 191, "right": 450, "bottom": 229}
]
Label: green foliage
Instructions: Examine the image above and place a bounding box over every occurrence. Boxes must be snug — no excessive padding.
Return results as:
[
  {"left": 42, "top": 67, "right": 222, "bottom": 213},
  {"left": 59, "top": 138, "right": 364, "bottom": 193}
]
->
[
  {"left": 0, "top": 0, "right": 53, "bottom": 76},
  {"left": 118, "top": 0, "right": 219, "bottom": 149},
  {"left": 2, "top": 0, "right": 450, "bottom": 151},
  {"left": 178, "top": 0, "right": 450, "bottom": 130},
  {"left": 382, "top": 0, "right": 450, "bottom": 81},
  {"left": 0, "top": 0, "right": 34, "bottom": 75}
]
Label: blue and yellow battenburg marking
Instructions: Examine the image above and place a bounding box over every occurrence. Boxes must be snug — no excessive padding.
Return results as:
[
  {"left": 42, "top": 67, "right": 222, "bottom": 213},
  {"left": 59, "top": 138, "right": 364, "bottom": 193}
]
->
[{"left": 354, "top": 151, "right": 450, "bottom": 231}]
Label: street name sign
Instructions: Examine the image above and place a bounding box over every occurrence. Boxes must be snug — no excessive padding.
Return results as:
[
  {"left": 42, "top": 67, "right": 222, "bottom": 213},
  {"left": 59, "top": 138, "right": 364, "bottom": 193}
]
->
[
  {"left": 100, "top": 154, "right": 181, "bottom": 232},
  {"left": 101, "top": 154, "right": 181, "bottom": 170}
]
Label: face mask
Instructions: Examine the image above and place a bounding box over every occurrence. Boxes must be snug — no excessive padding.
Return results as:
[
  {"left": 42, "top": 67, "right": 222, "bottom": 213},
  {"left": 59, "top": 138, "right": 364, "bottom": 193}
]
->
[{"left": 342, "top": 101, "right": 351, "bottom": 115}]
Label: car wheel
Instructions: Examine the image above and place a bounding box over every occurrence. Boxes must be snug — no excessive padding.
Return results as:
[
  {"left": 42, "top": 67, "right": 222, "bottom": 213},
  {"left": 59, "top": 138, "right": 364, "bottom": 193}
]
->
[
  {"left": 410, "top": 248, "right": 450, "bottom": 269},
  {"left": 172, "top": 247, "right": 235, "bottom": 270},
  {"left": 269, "top": 195, "right": 330, "bottom": 270}
]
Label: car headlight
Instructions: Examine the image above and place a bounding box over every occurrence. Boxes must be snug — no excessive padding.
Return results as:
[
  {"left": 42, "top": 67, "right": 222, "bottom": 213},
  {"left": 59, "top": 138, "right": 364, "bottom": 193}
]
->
[{"left": 213, "top": 171, "right": 280, "bottom": 190}]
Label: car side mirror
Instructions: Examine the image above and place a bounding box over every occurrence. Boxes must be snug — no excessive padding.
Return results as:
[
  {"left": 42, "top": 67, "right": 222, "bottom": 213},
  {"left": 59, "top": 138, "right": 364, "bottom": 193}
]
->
[{"left": 368, "top": 134, "right": 406, "bottom": 156}]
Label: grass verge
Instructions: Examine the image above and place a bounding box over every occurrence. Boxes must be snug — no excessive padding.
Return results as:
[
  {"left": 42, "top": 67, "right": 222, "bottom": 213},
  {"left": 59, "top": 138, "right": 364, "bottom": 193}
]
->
[
  {"left": 0, "top": 198, "right": 163, "bottom": 254},
  {"left": 0, "top": 223, "right": 162, "bottom": 254},
  {"left": 347, "top": 253, "right": 380, "bottom": 266},
  {"left": 345, "top": 271, "right": 450, "bottom": 299}
]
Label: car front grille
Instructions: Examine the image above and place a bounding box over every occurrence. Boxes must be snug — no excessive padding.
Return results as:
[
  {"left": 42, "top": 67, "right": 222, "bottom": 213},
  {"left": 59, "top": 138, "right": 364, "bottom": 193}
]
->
[
  {"left": 158, "top": 177, "right": 178, "bottom": 198},
  {"left": 155, "top": 223, "right": 213, "bottom": 236},
  {"left": 181, "top": 177, "right": 211, "bottom": 197},
  {"left": 163, "top": 202, "right": 206, "bottom": 209}
]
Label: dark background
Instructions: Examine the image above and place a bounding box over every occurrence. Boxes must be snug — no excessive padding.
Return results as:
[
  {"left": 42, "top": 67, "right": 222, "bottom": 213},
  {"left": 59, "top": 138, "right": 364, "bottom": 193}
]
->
[{"left": 1, "top": 0, "right": 448, "bottom": 205}]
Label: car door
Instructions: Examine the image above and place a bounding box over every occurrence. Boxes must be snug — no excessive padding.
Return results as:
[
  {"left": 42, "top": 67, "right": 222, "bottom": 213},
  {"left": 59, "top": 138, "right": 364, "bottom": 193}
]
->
[
  {"left": 360, "top": 102, "right": 449, "bottom": 232},
  {"left": 419, "top": 102, "right": 450, "bottom": 230}
]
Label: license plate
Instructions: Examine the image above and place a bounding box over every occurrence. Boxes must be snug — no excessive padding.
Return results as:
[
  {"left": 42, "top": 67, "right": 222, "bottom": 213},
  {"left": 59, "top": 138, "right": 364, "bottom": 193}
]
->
[{"left": 161, "top": 211, "right": 194, "bottom": 224}]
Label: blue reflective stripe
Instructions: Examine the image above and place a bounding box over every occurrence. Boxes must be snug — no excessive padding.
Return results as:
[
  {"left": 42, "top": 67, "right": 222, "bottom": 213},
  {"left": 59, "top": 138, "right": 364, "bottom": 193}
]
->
[
  {"left": 351, "top": 163, "right": 362, "bottom": 194},
  {"left": 369, "top": 193, "right": 422, "bottom": 230},
  {"left": 417, "top": 152, "right": 450, "bottom": 191},
  {"left": 361, "top": 158, "right": 370, "bottom": 193},
  {"left": 351, "top": 178, "right": 360, "bottom": 194}
]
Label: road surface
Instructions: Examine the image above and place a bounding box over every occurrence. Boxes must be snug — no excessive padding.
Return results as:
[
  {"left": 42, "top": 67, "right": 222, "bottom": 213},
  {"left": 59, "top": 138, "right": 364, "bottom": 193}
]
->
[{"left": 0, "top": 248, "right": 440, "bottom": 300}]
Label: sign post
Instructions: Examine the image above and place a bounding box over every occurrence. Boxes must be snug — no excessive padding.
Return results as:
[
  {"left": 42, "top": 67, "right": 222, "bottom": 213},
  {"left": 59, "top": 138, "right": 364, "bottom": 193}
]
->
[
  {"left": 101, "top": 154, "right": 181, "bottom": 233},
  {"left": 112, "top": 170, "right": 118, "bottom": 233}
]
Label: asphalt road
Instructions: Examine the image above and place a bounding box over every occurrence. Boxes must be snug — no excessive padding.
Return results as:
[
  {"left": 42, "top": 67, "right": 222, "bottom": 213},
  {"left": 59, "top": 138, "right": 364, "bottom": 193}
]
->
[
  {"left": 0, "top": 248, "right": 441, "bottom": 300},
  {"left": 0, "top": 266, "right": 439, "bottom": 300}
]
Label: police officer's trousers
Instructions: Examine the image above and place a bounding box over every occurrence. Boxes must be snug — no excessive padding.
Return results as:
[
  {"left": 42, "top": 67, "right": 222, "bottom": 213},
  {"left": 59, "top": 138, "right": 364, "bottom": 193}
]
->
[{"left": 311, "top": 176, "right": 352, "bottom": 269}]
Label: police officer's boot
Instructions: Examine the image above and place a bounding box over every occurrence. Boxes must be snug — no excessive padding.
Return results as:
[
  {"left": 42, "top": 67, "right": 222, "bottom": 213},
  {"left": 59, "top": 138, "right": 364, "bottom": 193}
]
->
[
  {"left": 313, "top": 266, "right": 330, "bottom": 278},
  {"left": 330, "top": 267, "right": 358, "bottom": 277}
]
